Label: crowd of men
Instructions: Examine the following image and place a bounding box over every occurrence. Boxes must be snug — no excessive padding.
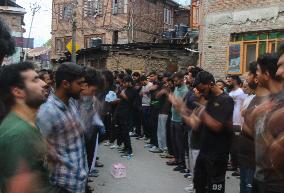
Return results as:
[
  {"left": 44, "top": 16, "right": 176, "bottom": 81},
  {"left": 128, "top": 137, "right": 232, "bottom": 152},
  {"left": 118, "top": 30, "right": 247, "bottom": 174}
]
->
[{"left": 0, "top": 18, "right": 284, "bottom": 193}]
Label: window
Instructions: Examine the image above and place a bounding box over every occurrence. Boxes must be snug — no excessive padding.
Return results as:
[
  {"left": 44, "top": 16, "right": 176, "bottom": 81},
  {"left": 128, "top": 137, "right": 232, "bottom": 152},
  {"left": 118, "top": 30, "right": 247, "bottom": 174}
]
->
[
  {"left": 244, "top": 43, "right": 257, "bottom": 72},
  {"left": 112, "top": 31, "right": 118, "bottom": 44},
  {"left": 59, "top": 3, "right": 73, "bottom": 21},
  {"left": 164, "top": 8, "right": 172, "bottom": 25},
  {"left": 84, "top": 34, "right": 105, "bottom": 48},
  {"left": 56, "top": 38, "right": 63, "bottom": 53},
  {"left": 228, "top": 31, "right": 284, "bottom": 74},
  {"left": 84, "top": 0, "right": 103, "bottom": 17},
  {"left": 112, "top": 0, "right": 125, "bottom": 15}
]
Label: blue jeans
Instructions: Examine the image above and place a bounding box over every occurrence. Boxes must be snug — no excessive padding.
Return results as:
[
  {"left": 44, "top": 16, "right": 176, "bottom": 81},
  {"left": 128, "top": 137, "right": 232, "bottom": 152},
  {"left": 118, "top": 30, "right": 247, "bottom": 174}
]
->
[{"left": 240, "top": 166, "right": 254, "bottom": 193}]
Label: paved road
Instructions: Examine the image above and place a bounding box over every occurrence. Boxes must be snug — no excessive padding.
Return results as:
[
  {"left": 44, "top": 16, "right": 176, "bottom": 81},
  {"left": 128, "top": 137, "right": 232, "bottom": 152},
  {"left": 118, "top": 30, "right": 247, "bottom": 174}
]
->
[{"left": 90, "top": 138, "right": 239, "bottom": 193}]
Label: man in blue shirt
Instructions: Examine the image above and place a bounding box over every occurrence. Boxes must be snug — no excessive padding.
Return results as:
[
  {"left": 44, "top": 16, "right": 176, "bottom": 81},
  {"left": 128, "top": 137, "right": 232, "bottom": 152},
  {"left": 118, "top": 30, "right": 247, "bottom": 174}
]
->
[{"left": 37, "top": 63, "right": 88, "bottom": 193}]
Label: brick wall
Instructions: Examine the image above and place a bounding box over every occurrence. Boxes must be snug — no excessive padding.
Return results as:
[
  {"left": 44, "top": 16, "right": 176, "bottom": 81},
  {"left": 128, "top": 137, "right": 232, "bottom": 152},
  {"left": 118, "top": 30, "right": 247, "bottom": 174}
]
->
[
  {"left": 199, "top": 0, "right": 284, "bottom": 79},
  {"left": 51, "top": 0, "right": 186, "bottom": 60}
]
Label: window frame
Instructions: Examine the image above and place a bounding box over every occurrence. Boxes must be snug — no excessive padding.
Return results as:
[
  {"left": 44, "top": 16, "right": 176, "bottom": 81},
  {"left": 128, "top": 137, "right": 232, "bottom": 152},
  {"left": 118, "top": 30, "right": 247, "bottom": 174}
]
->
[
  {"left": 83, "top": 0, "right": 104, "bottom": 18},
  {"left": 228, "top": 31, "right": 284, "bottom": 75},
  {"left": 84, "top": 34, "right": 105, "bottom": 48},
  {"left": 58, "top": 3, "right": 73, "bottom": 22}
]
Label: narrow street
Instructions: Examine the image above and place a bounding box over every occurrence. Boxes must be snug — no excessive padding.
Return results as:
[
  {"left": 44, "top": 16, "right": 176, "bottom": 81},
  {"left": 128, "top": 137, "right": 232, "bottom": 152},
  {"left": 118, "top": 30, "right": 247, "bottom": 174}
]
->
[{"left": 90, "top": 139, "right": 240, "bottom": 193}]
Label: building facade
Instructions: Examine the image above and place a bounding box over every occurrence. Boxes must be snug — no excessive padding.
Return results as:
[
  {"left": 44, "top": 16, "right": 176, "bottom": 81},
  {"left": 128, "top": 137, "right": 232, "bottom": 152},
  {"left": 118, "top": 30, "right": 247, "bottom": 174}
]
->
[
  {"left": 198, "top": 0, "right": 284, "bottom": 78},
  {"left": 51, "top": 0, "right": 188, "bottom": 61},
  {"left": 0, "top": 0, "right": 26, "bottom": 64}
]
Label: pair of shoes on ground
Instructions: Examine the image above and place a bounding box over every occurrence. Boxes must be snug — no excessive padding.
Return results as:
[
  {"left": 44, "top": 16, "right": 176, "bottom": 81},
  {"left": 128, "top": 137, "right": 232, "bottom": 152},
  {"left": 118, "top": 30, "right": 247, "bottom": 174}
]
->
[
  {"left": 160, "top": 153, "right": 174, "bottom": 159},
  {"left": 166, "top": 160, "right": 179, "bottom": 166},
  {"left": 144, "top": 144, "right": 154, "bottom": 148},
  {"left": 95, "top": 161, "right": 104, "bottom": 168},
  {"left": 184, "top": 184, "right": 194, "bottom": 193},
  {"left": 135, "top": 135, "right": 143, "bottom": 140},
  {"left": 88, "top": 169, "right": 99, "bottom": 178},
  {"left": 149, "top": 146, "right": 163, "bottom": 153},
  {"left": 121, "top": 153, "right": 134, "bottom": 158},
  {"left": 129, "top": 132, "right": 138, "bottom": 137},
  {"left": 173, "top": 165, "right": 186, "bottom": 172},
  {"left": 86, "top": 185, "right": 94, "bottom": 193},
  {"left": 103, "top": 141, "right": 111, "bottom": 146},
  {"left": 184, "top": 173, "right": 192, "bottom": 180},
  {"left": 232, "top": 170, "right": 240, "bottom": 177},
  {"left": 144, "top": 139, "right": 151, "bottom": 144}
]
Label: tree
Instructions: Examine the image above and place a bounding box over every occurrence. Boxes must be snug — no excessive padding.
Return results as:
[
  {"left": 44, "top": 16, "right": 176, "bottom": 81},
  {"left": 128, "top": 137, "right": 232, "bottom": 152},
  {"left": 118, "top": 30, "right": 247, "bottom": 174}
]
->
[{"left": 43, "top": 39, "right": 51, "bottom": 47}]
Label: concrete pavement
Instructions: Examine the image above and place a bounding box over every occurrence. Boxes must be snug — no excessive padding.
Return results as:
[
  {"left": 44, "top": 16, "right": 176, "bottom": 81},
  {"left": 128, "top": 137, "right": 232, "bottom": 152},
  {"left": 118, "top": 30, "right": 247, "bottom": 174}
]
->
[{"left": 90, "top": 138, "right": 239, "bottom": 193}]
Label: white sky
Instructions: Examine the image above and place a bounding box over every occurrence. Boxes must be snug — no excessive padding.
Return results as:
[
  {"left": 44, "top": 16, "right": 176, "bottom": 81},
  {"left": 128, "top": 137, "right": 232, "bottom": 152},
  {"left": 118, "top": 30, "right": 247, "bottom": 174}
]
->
[
  {"left": 17, "top": 0, "right": 189, "bottom": 48},
  {"left": 17, "top": 0, "right": 52, "bottom": 47}
]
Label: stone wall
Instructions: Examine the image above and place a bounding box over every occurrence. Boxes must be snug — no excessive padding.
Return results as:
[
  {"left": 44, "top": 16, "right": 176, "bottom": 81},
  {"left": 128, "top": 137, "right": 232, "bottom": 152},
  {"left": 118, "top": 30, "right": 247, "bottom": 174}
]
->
[
  {"left": 77, "top": 44, "right": 198, "bottom": 73},
  {"left": 199, "top": 0, "right": 284, "bottom": 79}
]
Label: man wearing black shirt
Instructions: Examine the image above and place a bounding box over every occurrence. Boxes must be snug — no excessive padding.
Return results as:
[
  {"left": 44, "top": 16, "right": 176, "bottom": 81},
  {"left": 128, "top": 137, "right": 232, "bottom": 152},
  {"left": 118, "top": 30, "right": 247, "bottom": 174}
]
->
[
  {"left": 175, "top": 71, "right": 234, "bottom": 193},
  {"left": 112, "top": 76, "right": 136, "bottom": 157}
]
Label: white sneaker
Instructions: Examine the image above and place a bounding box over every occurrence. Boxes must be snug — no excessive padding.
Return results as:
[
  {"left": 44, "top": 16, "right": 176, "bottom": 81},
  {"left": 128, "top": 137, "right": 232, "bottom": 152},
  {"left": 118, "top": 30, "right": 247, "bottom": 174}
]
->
[
  {"left": 144, "top": 144, "right": 153, "bottom": 148},
  {"left": 104, "top": 141, "right": 111, "bottom": 146},
  {"left": 149, "top": 146, "right": 157, "bottom": 151},
  {"left": 184, "top": 184, "right": 194, "bottom": 193},
  {"left": 144, "top": 139, "right": 151, "bottom": 144},
  {"left": 110, "top": 144, "right": 118, "bottom": 149}
]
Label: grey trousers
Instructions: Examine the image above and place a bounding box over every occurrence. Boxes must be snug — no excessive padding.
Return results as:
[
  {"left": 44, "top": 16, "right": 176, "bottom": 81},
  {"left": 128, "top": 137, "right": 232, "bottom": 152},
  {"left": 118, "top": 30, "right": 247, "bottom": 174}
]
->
[{"left": 157, "top": 114, "right": 168, "bottom": 151}]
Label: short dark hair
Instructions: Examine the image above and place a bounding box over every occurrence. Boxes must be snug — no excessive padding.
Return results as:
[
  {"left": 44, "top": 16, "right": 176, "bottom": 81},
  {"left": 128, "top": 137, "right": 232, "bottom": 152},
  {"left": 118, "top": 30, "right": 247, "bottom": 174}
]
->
[
  {"left": 132, "top": 72, "right": 140, "bottom": 77},
  {"left": 39, "top": 69, "right": 49, "bottom": 81},
  {"left": 148, "top": 71, "right": 157, "bottom": 76},
  {"left": 188, "top": 67, "right": 203, "bottom": 78},
  {"left": 163, "top": 72, "right": 172, "bottom": 78},
  {"left": 172, "top": 71, "right": 185, "bottom": 80},
  {"left": 140, "top": 75, "right": 147, "bottom": 81},
  {"left": 102, "top": 70, "right": 114, "bottom": 89},
  {"left": 84, "top": 67, "right": 100, "bottom": 86},
  {"left": 117, "top": 73, "right": 125, "bottom": 80},
  {"left": 228, "top": 75, "right": 242, "bottom": 85},
  {"left": 123, "top": 75, "right": 133, "bottom": 83},
  {"left": 55, "top": 63, "right": 84, "bottom": 88},
  {"left": 0, "top": 62, "right": 35, "bottom": 108},
  {"left": 248, "top": 61, "right": 257, "bottom": 76},
  {"left": 125, "top": 69, "right": 132, "bottom": 76},
  {"left": 257, "top": 53, "right": 279, "bottom": 80},
  {"left": 216, "top": 79, "right": 226, "bottom": 86},
  {"left": 193, "top": 71, "right": 215, "bottom": 87},
  {"left": 0, "top": 17, "right": 15, "bottom": 62}
]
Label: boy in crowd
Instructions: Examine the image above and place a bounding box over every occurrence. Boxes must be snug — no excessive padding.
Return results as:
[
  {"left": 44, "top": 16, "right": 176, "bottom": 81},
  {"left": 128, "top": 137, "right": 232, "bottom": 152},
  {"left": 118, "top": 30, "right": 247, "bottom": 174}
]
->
[
  {"left": 79, "top": 67, "right": 104, "bottom": 180},
  {"left": 112, "top": 76, "right": 136, "bottom": 157},
  {"left": 140, "top": 74, "right": 153, "bottom": 140}
]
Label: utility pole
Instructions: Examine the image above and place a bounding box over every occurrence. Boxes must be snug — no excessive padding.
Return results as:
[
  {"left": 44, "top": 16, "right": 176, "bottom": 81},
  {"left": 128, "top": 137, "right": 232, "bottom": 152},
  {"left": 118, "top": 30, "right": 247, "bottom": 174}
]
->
[
  {"left": 71, "top": 0, "right": 78, "bottom": 63},
  {"left": 24, "top": 3, "right": 41, "bottom": 61},
  {"left": 129, "top": 0, "right": 135, "bottom": 43}
]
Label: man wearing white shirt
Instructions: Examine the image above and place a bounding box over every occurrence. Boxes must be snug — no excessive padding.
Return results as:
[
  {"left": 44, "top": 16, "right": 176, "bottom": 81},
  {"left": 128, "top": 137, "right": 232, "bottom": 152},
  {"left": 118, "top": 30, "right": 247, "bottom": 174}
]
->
[
  {"left": 227, "top": 75, "right": 247, "bottom": 174},
  {"left": 139, "top": 75, "right": 154, "bottom": 140}
]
